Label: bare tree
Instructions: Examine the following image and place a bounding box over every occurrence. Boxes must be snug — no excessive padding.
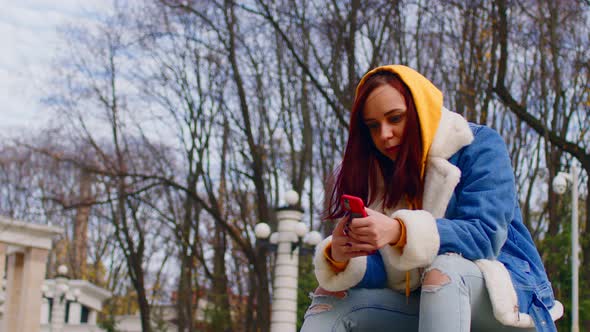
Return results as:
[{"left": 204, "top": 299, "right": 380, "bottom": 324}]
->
[{"left": 2, "top": 1, "right": 587, "bottom": 331}]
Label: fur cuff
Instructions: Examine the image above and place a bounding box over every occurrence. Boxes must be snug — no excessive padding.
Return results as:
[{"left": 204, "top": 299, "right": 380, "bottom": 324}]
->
[
  {"left": 381, "top": 210, "right": 440, "bottom": 271},
  {"left": 378, "top": 250, "right": 422, "bottom": 292},
  {"left": 313, "top": 236, "right": 367, "bottom": 291},
  {"left": 475, "top": 259, "right": 564, "bottom": 328}
]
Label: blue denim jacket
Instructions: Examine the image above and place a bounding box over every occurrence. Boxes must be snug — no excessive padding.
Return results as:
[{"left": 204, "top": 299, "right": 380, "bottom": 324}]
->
[{"left": 356, "top": 124, "right": 558, "bottom": 331}]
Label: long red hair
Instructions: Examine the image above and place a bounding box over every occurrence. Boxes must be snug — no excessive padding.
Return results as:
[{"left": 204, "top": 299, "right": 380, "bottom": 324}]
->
[{"left": 325, "top": 72, "right": 424, "bottom": 220}]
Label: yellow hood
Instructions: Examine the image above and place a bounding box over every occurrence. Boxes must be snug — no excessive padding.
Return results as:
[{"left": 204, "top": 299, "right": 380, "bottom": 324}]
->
[{"left": 356, "top": 65, "right": 442, "bottom": 174}]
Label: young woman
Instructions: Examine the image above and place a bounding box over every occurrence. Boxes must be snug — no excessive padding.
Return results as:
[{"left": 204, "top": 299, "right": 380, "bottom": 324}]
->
[{"left": 301, "top": 65, "right": 563, "bottom": 332}]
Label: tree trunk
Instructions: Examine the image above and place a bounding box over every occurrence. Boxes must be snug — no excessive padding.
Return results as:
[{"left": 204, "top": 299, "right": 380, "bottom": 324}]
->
[
  {"left": 72, "top": 168, "right": 91, "bottom": 279},
  {"left": 254, "top": 253, "right": 271, "bottom": 332},
  {"left": 176, "top": 244, "right": 194, "bottom": 332},
  {"left": 133, "top": 263, "right": 152, "bottom": 332},
  {"left": 211, "top": 225, "right": 231, "bottom": 331}
]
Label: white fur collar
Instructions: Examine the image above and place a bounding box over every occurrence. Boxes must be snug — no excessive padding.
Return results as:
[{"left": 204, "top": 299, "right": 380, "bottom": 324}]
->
[
  {"left": 429, "top": 107, "right": 474, "bottom": 159},
  {"left": 422, "top": 108, "right": 473, "bottom": 217}
]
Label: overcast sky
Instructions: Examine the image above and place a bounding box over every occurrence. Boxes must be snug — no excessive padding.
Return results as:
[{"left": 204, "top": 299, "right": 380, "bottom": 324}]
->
[{"left": 0, "top": 1, "right": 110, "bottom": 135}]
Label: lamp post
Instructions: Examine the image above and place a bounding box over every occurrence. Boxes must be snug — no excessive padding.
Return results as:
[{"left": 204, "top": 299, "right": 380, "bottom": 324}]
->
[
  {"left": 552, "top": 165, "right": 579, "bottom": 332},
  {"left": 41, "top": 265, "right": 81, "bottom": 332},
  {"left": 254, "top": 190, "right": 322, "bottom": 332}
]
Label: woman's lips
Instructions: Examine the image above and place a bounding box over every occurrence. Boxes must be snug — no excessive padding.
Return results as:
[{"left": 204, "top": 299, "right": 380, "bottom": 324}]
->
[{"left": 385, "top": 146, "right": 400, "bottom": 154}]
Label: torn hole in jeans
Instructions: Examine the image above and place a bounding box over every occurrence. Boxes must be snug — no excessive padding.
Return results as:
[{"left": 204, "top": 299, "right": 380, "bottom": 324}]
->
[
  {"left": 312, "top": 287, "right": 347, "bottom": 299},
  {"left": 421, "top": 268, "right": 451, "bottom": 292},
  {"left": 306, "top": 303, "right": 333, "bottom": 316}
]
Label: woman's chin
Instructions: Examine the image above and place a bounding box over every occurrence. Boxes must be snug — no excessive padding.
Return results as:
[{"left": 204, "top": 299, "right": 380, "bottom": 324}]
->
[{"left": 382, "top": 150, "right": 398, "bottom": 161}]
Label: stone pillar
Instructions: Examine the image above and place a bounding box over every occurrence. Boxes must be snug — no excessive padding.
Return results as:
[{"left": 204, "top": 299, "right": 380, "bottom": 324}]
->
[
  {"left": 0, "top": 243, "right": 6, "bottom": 286},
  {"left": 270, "top": 209, "right": 302, "bottom": 332},
  {"left": 40, "top": 298, "right": 50, "bottom": 324},
  {"left": 4, "top": 248, "right": 49, "bottom": 332},
  {"left": 0, "top": 217, "right": 63, "bottom": 332},
  {"left": 20, "top": 248, "right": 49, "bottom": 332},
  {"left": 50, "top": 276, "right": 68, "bottom": 331},
  {"left": 0, "top": 243, "right": 6, "bottom": 315},
  {"left": 4, "top": 251, "right": 25, "bottom": 332},
  {"left": 68, "top": 302, "right": 82, "bottom": 324}
]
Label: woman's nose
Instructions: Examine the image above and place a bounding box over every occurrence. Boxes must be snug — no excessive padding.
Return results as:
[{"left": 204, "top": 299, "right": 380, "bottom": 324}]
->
[{"left": 380, "top": 123, "right": 394, "bottom": 140}]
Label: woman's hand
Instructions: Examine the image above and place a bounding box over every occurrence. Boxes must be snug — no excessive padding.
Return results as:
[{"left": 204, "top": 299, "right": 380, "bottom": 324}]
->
[
  {"left": 347, "top": 207, "right": 401, "bottom": 250},
  {"left": 331, "top": 215, "right": 375, "bottom": 263}
]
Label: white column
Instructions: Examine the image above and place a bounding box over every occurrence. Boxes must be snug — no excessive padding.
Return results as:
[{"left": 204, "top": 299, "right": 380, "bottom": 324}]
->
[
  {"left": 0, "top": 243, "right": 5, "bottom": 287},
  {"left": 3, "top": 251, "right": 24, "bottom": 332},
  {"left": 40, "top": 298, "right": 50, "bottom": 324},
  {"left": 50, "top": 277, "right": 68, "bottom": 331},
  {"left": 270, "top": 209, "right": 303, "bottom": 332},
  {"left": 68, "top": 302, "right": 82, "bottom": 324},
  {"left": 0, "top": 243, "right": 6, "bottom": 322},
  {"left": 20, "top": 247, "right": 49, "bottom": 332},
  {"left": 88, "top": 310, "right": 97, "bottom": 325}
]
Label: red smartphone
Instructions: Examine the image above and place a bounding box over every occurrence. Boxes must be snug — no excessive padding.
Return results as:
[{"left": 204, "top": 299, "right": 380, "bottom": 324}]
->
[{"left": 341, "top": 195, "right": 367, "bottom": 218}]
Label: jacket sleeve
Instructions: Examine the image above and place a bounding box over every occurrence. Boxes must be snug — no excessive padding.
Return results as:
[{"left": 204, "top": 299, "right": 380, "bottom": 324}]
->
[{"left": 436, "top": 126, "right": 513, "bottom": 259}]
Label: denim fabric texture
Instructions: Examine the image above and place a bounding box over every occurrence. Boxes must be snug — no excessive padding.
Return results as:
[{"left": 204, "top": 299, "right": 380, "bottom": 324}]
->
[
  {"left": 301, "top": 254, "right": 538, "bottom": 332},
  {"left": 444, "top": 124, "right": 557, "bottom": 331}
]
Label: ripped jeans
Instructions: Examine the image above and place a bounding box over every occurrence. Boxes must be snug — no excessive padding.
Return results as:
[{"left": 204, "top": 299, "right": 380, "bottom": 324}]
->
[{"left": 301, "top": 254, "right": 536, "bottom": 332}]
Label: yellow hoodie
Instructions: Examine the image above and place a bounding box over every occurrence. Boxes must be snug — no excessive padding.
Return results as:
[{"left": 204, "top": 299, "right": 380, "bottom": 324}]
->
[{"left": 356, "top": 65, "right": 443, "bottom": 176}]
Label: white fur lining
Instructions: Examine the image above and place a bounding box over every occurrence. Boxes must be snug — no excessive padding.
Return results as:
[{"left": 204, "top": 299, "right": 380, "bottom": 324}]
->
[
  {"left": 422, "top": 157, "right": 462, "bottom": 218},
  {"left": 421, "top": 108, "right": 471, "bottom": 218},
  {"left": 380, "top": 210, "right": 439, "bottom": 271},
  {"left": 475, "top": 259, "right": 564, "bottom": 327},
  {"left": 378, "top": 247, "right": 422, "bottom": 292},
  {"left": 313, "top": 236, "right": 367, "bottom": 291},
  {"left": 429, "top": 108, "right": 474, "bottom": 159}
]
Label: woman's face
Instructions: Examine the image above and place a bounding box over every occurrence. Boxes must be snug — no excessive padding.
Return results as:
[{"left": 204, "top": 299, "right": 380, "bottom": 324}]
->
[{"left": 362, "top": 84, "right": 408, "bottom": 161}]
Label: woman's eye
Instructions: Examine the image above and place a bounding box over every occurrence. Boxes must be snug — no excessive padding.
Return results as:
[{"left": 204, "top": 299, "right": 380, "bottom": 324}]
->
[
  {"left": 389, "top": 115, "right": 402, "bottom": 123},
  {"left": 366, "top": 123, "right": 378, "bottom": 129}
]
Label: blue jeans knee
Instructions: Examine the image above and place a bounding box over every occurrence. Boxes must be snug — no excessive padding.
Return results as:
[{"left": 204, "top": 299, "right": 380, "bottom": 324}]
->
[{"left": 421, "top": 253, "right": 483, "bottom": 295}]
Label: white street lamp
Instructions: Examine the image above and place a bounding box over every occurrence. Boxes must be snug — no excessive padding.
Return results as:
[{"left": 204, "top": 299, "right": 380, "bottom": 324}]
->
[
  {"left": 304, "top": 231, "right": 323, "bottom": 247},
  {"left": 254, "top": 190, "right": 322, "bottom": 332},
  {"left": 57, "top": 265, "right": 68, "bottom": 276},
  {"left": 294, "top": 222, "right": 309, "bottom": 237},
  {"left": 284, "top": 190, "right": 300, "bottom": 206},
  {"left": 254, "top": 222, "right": 271, "bottom": 240},
  {"left": 42, "top": 264, "right": 81, "bottom": 332},
  {"left": 552, "top": 165, "right": 579, "bottom": 332}
]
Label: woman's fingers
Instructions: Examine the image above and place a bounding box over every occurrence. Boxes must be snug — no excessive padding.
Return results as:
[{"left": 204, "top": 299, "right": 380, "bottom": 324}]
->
[
  {"left": 333, "top": 215, "right": 352, "bottom": 236},
  {"left": 331, "top": 213, "right": 382, "bottom": 260},
  {"left": 339, "top": 240, "right": 377, "bottom": 252},
  {"left": 348, "top": 217, "right": 374, "bottom": 229},
  {"left": 337, "top": 220, "right": 377, "bottom": 245},
  {"left": 348, "top": 225, "right": 373, "bottom": 236},
  {"left": 346, "top": 231, "right": 375, "bottom": 244}
]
